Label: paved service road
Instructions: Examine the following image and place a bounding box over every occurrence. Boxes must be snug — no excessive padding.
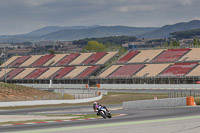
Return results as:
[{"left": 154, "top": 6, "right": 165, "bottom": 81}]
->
[{"left": 9, "top": 115, "right": 200, "bottom": 133}]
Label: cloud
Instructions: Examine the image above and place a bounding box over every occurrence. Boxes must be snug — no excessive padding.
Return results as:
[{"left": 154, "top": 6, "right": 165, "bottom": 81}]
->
[
  {"left": 0, "top": 0, "right": 200, "bottom": 35},
  {"left": 117, "top": 5, "right": 160, "bottom": 13},
  {"left": 178, "top": 0, "right": 195, "bottom": 6},
  {"left": 19, "top": 0, "right": 56, "bottom": 7}
]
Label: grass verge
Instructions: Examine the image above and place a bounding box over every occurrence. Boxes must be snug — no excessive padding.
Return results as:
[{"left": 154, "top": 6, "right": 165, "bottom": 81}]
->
[{"left": 0, "top": 92, "right": 168, "bottom": 110}]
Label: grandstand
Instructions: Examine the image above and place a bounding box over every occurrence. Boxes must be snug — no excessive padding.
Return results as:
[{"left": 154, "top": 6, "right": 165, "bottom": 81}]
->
[{"left": 1, "top": 48, "right": 200, "bottom": 87}]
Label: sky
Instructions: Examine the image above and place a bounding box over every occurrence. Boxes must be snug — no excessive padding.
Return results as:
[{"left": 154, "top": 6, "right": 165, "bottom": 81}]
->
[{"left": 0, "top": 0, "right": 200, "bottom": 35}]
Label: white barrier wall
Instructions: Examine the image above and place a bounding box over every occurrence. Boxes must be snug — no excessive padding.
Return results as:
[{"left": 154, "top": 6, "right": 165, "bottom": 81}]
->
[
  {"left": 123, "top": 97, "right": 187, "bottom": 109},
  {"left": 0, "top": 93, "right": 102, "bottom": 107},
  {"left": 100, "top": 84, "right": 200, "bottom": 90},
  {"left": 18, "top": 84, "right": 86, "bottom": 89}
]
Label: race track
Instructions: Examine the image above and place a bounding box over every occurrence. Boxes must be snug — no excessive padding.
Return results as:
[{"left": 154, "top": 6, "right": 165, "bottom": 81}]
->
[{"left": 1, "top": 105, "right": 200, "bottom": 133}]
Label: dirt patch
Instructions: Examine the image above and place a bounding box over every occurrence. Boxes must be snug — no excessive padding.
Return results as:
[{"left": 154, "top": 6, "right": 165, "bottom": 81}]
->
[{"left": 0, "top": 82, "right": 74, "bottom": 101}]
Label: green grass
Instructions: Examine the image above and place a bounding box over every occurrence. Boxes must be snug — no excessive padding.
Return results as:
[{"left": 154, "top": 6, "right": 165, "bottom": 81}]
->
[
  {"left": 0, "top": 92, "right": 168, "bottom": 110},
  {"left": 97, "top": 92, "right": 168, "bottom": 105}
]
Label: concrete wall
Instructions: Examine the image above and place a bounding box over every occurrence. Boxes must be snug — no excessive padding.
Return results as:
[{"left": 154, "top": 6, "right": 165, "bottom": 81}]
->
[
  {"left": 19, "top": 83, "right": 200, "bottom": 90},
  {"left": 0, "top": 92, "right": 102, "bottom": 107},
  {"left": 53, "top": 88, "right": 107, "bottom": 95},
  {"left": 100, "top": 84, "right": 200, "bottom": 90},
  {"left": 19, "top": 84, "right": 86, "bottom": 89},
  {"left": 123, "top": 97, "right": 187, "bottom": 110}
]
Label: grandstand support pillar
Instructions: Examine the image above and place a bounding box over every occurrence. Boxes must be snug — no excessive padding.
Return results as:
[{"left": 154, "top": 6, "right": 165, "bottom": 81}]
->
[{"left": 49, "top": 79, "right": 52, "bottom": 88}]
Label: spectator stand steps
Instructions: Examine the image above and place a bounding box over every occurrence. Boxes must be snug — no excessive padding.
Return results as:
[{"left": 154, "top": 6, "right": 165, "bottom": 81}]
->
[
  {"left": 0, "top": 56, "right": 21, "bottom": 68},
  {"left": 32, "top": 55, "right": 55, "bottom": 67},
  {"left": 50, "top": 66, "right": 75, "bottom": 79},
  {"left": 8, "top": 56, "right": 31, "bottom": 68},
  {"left": 152, "top": 48, "right": 190, "bottom": 63},
  {"left": 25, "top": 67, "right": 49, "bottom": 79},
  {"left": 117, "top": 50, "right": 140, "bottom": 64},
  {"left": 158, "top": 62, "right": 198, "bottom": 77},
  {"left": 55, "top": 53, "right": 80, "bottom": 66},
  {"left": 20, "top": 55, "right": 43, "bottom": 67},
  {"left": 76, "top": 66, "right": 100, "bottom": 79}
]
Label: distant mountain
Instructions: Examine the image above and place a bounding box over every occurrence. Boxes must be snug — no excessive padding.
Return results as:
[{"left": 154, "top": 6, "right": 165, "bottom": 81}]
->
[
  {"left": 0, "top": 25, "right": 100, "bottom": 43},
  {"left": 41, "top": 26, "right": 158, "bottom": 41},
  {"left": 27, "top": 25, "right": 100, "bottom": 36},
  {"left": 138, "top": 20, "right": 200, "bottom": 38}
]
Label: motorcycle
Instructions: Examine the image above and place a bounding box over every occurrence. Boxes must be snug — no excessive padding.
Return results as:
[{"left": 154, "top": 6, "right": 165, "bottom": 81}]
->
[{"left": 97, "top": 105, "right": 112, "bottom": 119}]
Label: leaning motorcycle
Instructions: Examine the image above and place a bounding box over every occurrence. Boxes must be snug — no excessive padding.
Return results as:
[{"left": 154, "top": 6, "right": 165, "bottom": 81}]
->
[{"left": 97, "top": 106, "right": 112, "bottom": 119}]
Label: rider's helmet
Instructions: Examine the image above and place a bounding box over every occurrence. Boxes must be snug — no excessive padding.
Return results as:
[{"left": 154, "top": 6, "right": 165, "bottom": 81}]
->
[{"left": 93, "top": 101, "right": 97, "bottom": 106}]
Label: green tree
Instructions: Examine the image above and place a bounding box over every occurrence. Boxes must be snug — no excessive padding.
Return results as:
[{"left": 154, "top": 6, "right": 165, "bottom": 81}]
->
[
  {"left": 193, "top": 38, "right": 200, "bottom": 46},
  {"left": 170, "top": 40, "right": 180, "bottom": 47},
  {"left": 48, "top": 49, "right": 56, "bottom": 54},
  {"left": 163, "top": 42, "right": 169, "bottom": 47},
  {"left": 83, "top": 41, "right": 106, "bottom": 52}
]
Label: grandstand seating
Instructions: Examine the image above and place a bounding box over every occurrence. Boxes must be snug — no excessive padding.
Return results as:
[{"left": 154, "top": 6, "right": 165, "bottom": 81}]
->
[
  {"left": 37, "top": 67, "right": 62, "bottom": 79},
  {"left": 20, "top": 55, "right": 43, "bottom": 67},
  {"left": 82, "top": 52, "right": 107, "bottom": 65},
  {"left": 56, "top": 53, "right": 80, "bottom": 66},
  {"left": 109, "top": 64, "right": 145, "bottom": 78},
  {"left": 98, "top": 65, "right": 122, "bottom": 78},
  {"left": 32, "top": 55, "right": 55, "bottom": 67},
  {"left": 186, "top": 65, "right": 200, "bottom": 76},
  {"left": 0, "top": 68, "right": 13, "bottom": 79},
  {"left": 159, "top": 62, "right": 198, "bottom": 77},
  {"left": 152, "top": 48, "right": 190, "bottom": 63},
  {"left": 96, "top": 51, "right": 118, "bottom": 64},
  {"left": 43, "top": 54, "right": 68, "bottom": 66},
  {"left": 3, "top": 47, "right": 200, "bottom": 82},
  {"left": 77, "top": 66, "right": 100, "bottom": 79},
  {"left": 134, "top": 64, "right": 171, "bottom": 77},
  {"left": 179, "top": 48, "right": 200, "bottom": 61},
  {"left": 0, "top": 56, "right": 20, "bottom": 67},
  {"left": 13, "top": 68, "right": 36, "bottom": 79},
  {"left": 8, "top": 56, "right": 30, "bottom": 67},
  {"left": 117, "top": 51, "right": 139, "bottom": 64},
  {"left": 5, "top": 68, "right": 24, "bottom": 80},
  {"left": 51, "top": 66, "right": 75, "bottom": 79},
  {"left": 64, "top": 66, "right": 88, "bottom": 78},
  {"left": 128, "top": 49, "right": 163, "bottom": 63},
  {"left": 69, "top": 53, "right": 92, "bottom": 65},
  {"left": 25, "top": 67, "right": 49, "bottom": 79}
]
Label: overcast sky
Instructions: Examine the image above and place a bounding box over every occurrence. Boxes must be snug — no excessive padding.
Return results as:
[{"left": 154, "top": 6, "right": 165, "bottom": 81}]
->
[{"left": 0, "top": 0, "right": 200, "bottom": 35}]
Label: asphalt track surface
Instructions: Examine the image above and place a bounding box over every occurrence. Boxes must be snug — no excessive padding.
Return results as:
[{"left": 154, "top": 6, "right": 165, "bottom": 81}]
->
[
  {"left": 1, "top": 105, "right": 200, "bottom": 133},
  {"left": 1, "top": 89, "right": 200, "bottom": 133}
]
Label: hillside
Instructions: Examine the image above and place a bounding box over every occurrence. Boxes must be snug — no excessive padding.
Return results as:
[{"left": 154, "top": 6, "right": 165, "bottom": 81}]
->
[
  {"left": 1, "top": 20, "right": 200, "bottom": 42},
  {"left": 27, "top": 25, "right": 100, "bottom": 36},
  {"left": 170, "top": 28, "right": 200, "bottom": 39},
  {"left": 0, "top": 26, "right": 157, "bottom": 43},
  {"left": 138, "top": 20, "right": 200, "bottom": 38},
  {"left": 41, "top": 26, "right": 157, "bottom": 41},
  {"left": 73, "top": 36, "right": 137, "bottom": 46},
  {"left": 0, "top": 82, "right": 73, "bottom": 101}
]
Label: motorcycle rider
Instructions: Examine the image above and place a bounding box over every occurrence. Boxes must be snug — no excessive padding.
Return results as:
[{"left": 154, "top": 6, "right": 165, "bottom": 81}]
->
[{"left": 93, "top": 101, "right": 109, "bottom": 116}]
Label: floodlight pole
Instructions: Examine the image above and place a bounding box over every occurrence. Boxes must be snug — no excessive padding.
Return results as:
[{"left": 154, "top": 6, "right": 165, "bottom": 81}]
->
[{"left": 3, "top": 46, "right": 7, "bottom": 83}]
